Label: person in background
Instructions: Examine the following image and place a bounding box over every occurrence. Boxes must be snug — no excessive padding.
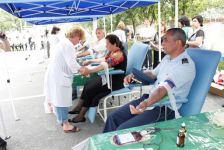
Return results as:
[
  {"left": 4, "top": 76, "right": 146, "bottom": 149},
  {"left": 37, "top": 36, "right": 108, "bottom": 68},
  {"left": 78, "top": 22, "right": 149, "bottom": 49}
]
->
[
  {"left": 44, "top": 26, "right": 85, "bottom": 133},
  {"left": 186, "top": 15, "right": 205, "bottom": 48},
  {"left": 49, "top": 26, "right": 61, "bottom": 57},
  {"left": 178, "top": 16, "right": 191, "bottom": 38},
  {"left": 68, "top": 34, "right": 127, "bottom": 123},
  {"left": 0, "top": 32, "right": 11, "bottom": 52},
  {"left": 138, "top": 19, "right": 156, "bottom": 69},
  {"left": 123, "top": 22, "right": 130, "bottom": 53},
  {"left": 113, "top": 21, "right": 127, "bottom": 55},
  {"left": 77, "top": 27, "right": 106, "bottom": 59},
  {"left": 103, "top": 28, "right": 195, "bottom": 133},
  {"left": 72, "top": 28, "right": 107, "bottom": 100},
  {"left": 150, "top": 22, "right": 167, "bottom": 68}
]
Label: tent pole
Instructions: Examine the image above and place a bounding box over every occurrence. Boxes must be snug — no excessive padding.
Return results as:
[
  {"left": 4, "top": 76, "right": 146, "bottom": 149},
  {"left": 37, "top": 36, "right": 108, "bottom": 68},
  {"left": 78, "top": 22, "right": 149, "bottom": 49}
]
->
[
  {"left": 93, "top": 17, "right": 98, "bottom": 38},
  {"left": 158, "top": 0, "right": 161, "bottom": 61},
  {"left": 2, "top": 52, "right": 20, "bottom": 121},
  {"left": 0, "top": 106, "right": 10, "bottom": 139},
  {"left": 103, "top": 16, "right": 106, "bottom": 35},
  {"left": 110, "top": 14, "right": 113, "bottom": 33},
  {"left": 175, "top": 0, "right": 178, "bottom": 27}
]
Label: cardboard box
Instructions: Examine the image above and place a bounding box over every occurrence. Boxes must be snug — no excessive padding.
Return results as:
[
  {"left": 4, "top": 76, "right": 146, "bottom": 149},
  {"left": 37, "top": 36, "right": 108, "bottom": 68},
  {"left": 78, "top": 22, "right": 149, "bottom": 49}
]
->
[{"left": 209, "top": 82, "right": 224, "bottom": 97}]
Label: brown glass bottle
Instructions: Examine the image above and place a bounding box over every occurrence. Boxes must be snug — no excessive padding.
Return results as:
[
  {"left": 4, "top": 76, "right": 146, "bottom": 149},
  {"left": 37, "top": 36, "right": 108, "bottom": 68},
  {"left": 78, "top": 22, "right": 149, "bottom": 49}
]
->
[{"left": 176, "top": 129, "right": 185, "bottom": 147}]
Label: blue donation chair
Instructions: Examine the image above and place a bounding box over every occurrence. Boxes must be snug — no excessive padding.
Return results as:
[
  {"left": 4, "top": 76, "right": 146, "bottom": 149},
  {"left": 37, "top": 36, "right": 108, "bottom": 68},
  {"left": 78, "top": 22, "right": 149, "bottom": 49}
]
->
[
  {"left": 150, "top": 48, "right": 221, "bottom": 118},
  {"left": 179, "top": 48, "right": 221, "bottom": 116},
  {"left": 88, "top": 42, "right": 149, "bottom": 123}
]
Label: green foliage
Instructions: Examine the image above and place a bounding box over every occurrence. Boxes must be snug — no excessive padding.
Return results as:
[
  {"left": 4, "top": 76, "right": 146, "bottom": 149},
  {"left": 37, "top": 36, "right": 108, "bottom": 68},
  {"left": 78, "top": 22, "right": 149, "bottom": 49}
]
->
[
  {"left": 0, "top": 9, "right": 25, "bottom": 32},
  {"left": 0, "top": 0, "right": 224, "bottom": 33},
  {"left": 128, "top": 40, "right": 134, "bottom": 50},
  {"left": 218, "top": 61, "right": 224, "bottom": 71}
]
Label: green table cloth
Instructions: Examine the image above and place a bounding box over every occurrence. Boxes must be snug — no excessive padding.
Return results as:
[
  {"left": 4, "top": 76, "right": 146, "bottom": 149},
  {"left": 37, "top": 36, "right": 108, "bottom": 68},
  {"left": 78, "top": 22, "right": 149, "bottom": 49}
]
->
[
  {"left": 73, "top": 73, "right": 97, "bottom": 87},
  {"left": 74, "top": 109, "right": 224, "bottom": 150}
]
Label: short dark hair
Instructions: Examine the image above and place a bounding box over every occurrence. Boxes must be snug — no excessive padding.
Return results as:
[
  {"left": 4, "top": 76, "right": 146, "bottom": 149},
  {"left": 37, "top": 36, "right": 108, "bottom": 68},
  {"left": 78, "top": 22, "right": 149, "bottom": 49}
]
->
[
  {"left": 0, "top": 32, "right": 6, "bottom": 39},
  {"left": 178, "top": 16, "right": 190, "bottom": 27},
  {"left": 105, "top": 34, "right": 124, "bottom": 51},
  {"left": 167, "top": 28, "right": 186, "bottom": 47},
  {"left": 51, "top": 26, "right": 60, "bottom": 35},
  {"left": 192, "top": 15, "right": 203, "bottom": 27}
]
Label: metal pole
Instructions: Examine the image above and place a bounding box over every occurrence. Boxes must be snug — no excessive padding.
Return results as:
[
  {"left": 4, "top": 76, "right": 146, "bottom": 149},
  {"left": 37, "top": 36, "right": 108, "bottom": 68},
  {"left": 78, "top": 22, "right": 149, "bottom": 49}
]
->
[
  {"left": 0, "top": 106, "right": 10, "bottom": 139},
  {"left": 20, "top": 19, "right": 23, "bottom": 32},
  {"left": 2, "top": 52, "right": 20, "bottom": 121},
  {"left": 158, "top": 1, "right": 161, "bottom": 61},
  {"left": 103, "top": 16, "right": 106, "bottom": 35},
  {"left": 93, "top": 17, "right": 98, "bottom": 38},
  {"left": 175, "top": 0, "right": 179, "bottom": 27},
  {"left": 6, "top": 79, "right": 20, "bottom": 121},
  {"left": 110, "top": 14, "right": 113, "bottom": 33}
]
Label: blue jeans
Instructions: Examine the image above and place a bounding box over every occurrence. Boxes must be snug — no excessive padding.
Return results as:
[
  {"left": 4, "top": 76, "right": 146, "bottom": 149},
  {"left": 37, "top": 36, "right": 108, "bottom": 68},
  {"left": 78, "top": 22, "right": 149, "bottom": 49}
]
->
[
  {"left": 54, "top": 107, "right": 69, "bottom": 124},
  {"left": 103, "top": 95, "right": 175, "bottom": 133}
]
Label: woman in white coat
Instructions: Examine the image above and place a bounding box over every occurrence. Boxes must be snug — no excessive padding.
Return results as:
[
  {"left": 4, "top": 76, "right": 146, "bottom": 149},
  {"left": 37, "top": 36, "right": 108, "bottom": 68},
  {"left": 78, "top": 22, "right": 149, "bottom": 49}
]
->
[
  {"left": 48, "top": 26, "right": 61, "bottom": 57},
  {"left": 44, "top": 26, "right": 85, "bottom": 133}
]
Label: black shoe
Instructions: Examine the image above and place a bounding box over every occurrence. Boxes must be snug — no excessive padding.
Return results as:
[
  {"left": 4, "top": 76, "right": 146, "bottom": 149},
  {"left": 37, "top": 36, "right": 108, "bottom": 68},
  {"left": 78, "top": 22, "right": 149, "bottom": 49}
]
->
[
  {"left": 68, "top": 117, "right": 86, "bottom": 123},
  {"left": 68, "top": 110, "right": 80, "bottom": 114}
]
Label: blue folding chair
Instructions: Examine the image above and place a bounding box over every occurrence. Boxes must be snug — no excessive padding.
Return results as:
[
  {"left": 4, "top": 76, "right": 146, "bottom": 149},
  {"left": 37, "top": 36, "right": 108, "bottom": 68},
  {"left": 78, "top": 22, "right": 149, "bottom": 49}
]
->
[
  {"left": 179, "top": 48, "right": 221, "bottom": 116},
  {"left": 88, "top": 42, "right": 149, "bottom": 123},
  {"left": 150, "top": 48, "right": 221, "bottom": 118}
]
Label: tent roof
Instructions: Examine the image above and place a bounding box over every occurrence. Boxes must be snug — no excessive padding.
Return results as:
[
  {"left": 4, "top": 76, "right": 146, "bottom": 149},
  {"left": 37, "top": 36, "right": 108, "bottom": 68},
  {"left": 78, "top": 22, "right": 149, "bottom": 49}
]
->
[
  {"left": 26, "top": 15, "right": 103, "bottom": 25},
  {"left": 0, "top": 0, "right": 158, "bottom": 19}
]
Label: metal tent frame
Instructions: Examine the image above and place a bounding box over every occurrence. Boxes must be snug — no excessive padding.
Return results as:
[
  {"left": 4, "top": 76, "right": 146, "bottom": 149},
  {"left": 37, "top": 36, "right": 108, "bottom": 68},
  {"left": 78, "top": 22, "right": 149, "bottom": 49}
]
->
[{"left": 1, "top": 0, "right": 182, "bottom": 140}]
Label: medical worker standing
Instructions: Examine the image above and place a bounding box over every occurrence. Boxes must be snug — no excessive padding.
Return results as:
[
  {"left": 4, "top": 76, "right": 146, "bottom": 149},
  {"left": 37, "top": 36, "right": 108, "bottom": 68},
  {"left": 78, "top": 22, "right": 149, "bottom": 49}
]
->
[{"left": 44, "top": 26, "right": 85, "bottom": 133}]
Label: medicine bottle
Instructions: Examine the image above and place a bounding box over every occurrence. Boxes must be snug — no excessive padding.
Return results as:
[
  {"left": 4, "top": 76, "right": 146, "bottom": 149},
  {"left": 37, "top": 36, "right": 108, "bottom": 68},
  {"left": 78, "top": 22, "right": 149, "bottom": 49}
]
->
[
  {"left": 181, "top": 122, "right": 187, "bottom": 133},
  {"left": 177, "top": 129, "right": 185, "bottom": 147}
]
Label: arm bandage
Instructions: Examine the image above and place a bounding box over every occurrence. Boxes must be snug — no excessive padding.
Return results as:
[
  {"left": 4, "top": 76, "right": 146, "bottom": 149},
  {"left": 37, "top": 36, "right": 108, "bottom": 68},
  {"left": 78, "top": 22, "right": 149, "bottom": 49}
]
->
[
  {"left": 159, "top": 80, "right": 181, "bottom": 119},
  {"left": 101, "top": 62, "right": 111, "bottom": 89}
]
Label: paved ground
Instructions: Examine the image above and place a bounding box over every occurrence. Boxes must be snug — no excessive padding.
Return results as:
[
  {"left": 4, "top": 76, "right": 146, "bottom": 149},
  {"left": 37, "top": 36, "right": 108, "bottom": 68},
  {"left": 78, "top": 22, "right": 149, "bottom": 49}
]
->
[{"left": 0, "top": 22, "right": 224, "bottom": 150}]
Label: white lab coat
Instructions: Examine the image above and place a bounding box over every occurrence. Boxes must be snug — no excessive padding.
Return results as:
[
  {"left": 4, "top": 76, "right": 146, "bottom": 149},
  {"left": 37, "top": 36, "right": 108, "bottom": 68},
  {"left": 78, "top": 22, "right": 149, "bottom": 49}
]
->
[
  {"left": 49, "top": 34, "right": 62, "bottom": 58},
  {"left": 44, "top": 38, "right": 81, "bottom": 107}
]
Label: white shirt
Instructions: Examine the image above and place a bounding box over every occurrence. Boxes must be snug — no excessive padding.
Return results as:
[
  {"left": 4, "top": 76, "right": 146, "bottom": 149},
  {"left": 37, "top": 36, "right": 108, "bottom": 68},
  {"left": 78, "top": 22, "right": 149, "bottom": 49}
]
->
[
  {"left": 152, "top": 51, "right": 196, "bottom": 108},
  {"left": 113, "top": 29, "right": 126, "bottom": 43},
  {"left": 138, "top": 25, "right": 156, "bottom": 40},
  {"left": 44, "top": 38, "right": 81, "bottom": 107},
  {"left": 89, "top": 38, "right": 106, "bottom": 58},
  {"left": 49, "top": 34, "right": 61, "bottom": 57}
]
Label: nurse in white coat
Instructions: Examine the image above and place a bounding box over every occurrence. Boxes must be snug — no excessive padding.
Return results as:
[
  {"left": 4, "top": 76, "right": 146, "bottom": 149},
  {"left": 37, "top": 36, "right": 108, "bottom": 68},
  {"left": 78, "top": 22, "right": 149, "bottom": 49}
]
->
[{"left": 44, "top": 26, "right": 85, "bottom": 133}]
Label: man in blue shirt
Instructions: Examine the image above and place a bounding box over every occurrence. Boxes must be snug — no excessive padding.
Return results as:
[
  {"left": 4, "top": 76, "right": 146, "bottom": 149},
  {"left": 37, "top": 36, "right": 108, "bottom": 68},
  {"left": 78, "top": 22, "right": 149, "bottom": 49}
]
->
[{"left": 103, "top": 28, "right": 196, "bottom": 133}]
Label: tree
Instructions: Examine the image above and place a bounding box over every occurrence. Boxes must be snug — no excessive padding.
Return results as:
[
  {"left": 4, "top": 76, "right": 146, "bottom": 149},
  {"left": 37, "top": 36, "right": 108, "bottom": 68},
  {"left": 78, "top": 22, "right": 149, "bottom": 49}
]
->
[{"left": 0, "top": 9, "right": 25, "bottom": 32}]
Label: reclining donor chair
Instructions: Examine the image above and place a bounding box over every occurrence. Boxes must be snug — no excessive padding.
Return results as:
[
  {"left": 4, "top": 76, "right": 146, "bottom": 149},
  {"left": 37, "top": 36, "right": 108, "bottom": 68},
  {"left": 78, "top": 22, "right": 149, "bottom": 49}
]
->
[
  {"left": 148, "top": 48, "right": 221, "bottom": 118},
  {"left": 89, "top": 48, "right": 221, "bottom": 123}
]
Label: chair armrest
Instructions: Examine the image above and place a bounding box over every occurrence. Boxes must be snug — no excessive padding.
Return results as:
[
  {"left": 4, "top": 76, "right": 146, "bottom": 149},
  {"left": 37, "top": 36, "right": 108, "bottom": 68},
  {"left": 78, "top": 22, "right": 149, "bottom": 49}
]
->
[
  {"left": 91, "top": 63, "right": 100, "bottom": 66},
  {"left": 132, "top": 68, "right": 156, "bottom": 85},
  {"left": 78, "top": 55, "right": 93, "bottom": 61},
  {"left": 148, "top": 96, "right": 188, "bottom": 108},
  {"left": 97, "top": 69, "right": 125, "bottom": 76}
]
